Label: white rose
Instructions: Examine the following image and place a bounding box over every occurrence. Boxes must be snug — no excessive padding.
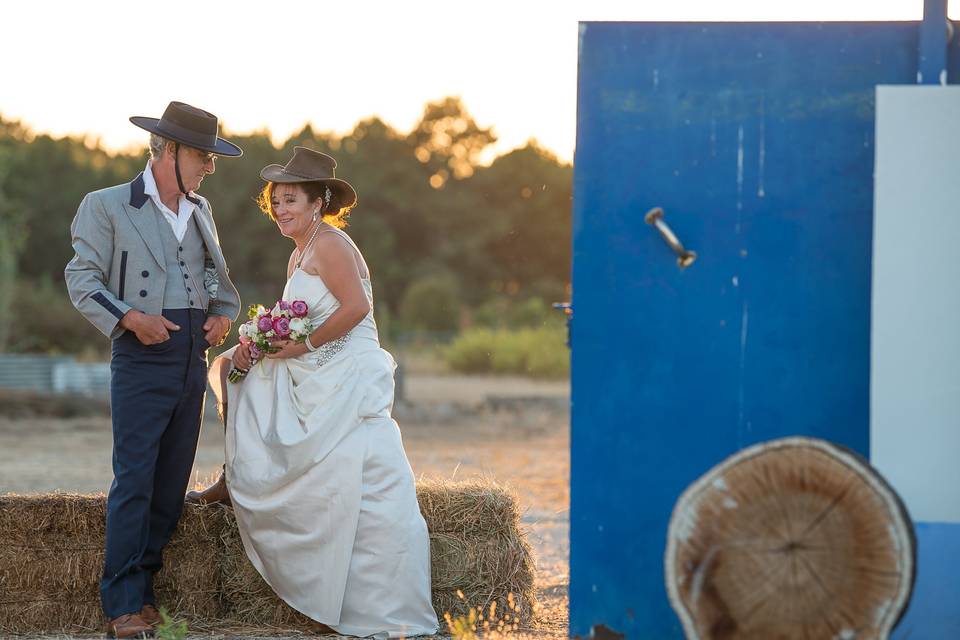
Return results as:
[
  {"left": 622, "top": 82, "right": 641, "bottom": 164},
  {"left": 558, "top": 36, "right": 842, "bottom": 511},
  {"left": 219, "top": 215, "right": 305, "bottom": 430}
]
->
[
  {"left": 271, "top": 303, "right": 282, "bottom": 318},
  {"left": 238, "top": 323, "right": 251, "bottom": 338},
  {"left": 289, "top": 317, "right": 306, "bottom": 335}
]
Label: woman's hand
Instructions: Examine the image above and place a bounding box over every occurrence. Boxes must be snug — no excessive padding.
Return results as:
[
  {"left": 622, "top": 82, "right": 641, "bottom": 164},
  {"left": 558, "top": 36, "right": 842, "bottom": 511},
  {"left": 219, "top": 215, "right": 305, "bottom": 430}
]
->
[
  {"left": 266, "top": 339, "right": 307, "bottom": 360},
  {"left": 232, "top": 342, "right": 253, "bottom": 371}
]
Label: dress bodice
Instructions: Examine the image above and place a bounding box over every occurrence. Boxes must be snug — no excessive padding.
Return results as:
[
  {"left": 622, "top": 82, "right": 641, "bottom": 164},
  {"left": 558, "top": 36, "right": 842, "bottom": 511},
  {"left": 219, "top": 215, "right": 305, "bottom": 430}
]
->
[
  {"left": 280, "top": 227, "right": 380, "bottom": 366},
  {"left": 282, "top": 268, "right": 379, "bottom": 347}
]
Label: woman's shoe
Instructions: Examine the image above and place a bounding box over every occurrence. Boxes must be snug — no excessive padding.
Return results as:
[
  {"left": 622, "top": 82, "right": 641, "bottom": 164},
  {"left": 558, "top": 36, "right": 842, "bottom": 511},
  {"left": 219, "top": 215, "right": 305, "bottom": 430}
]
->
[{"left": 185, "top": 467, "right": 231, "bottom": 506}]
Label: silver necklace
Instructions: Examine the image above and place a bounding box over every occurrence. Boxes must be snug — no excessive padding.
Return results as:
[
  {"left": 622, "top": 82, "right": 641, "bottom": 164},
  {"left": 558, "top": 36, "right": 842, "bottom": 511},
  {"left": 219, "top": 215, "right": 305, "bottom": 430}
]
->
[{"left": 295, "top": 219, "right": 324, "bottom": 269}]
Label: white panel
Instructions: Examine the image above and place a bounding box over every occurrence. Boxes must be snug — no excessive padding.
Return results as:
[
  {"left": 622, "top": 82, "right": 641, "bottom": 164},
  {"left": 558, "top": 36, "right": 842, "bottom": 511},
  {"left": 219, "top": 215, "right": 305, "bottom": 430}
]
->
[{"left": 872, "top": 86, "right": 960, "bottom": 523}]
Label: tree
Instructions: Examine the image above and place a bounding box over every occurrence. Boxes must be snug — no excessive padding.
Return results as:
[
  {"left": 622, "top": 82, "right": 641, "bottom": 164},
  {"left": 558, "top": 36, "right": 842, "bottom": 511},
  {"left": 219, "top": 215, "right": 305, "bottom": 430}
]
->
[{"left": 407, "top": 97, "right": 497, "bottom": 186}]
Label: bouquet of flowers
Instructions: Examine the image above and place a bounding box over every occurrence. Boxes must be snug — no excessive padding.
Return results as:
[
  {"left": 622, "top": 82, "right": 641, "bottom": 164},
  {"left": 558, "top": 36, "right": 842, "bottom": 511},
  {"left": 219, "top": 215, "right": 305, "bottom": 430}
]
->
[{"left": 228, "top": 299, "right": 314, "bottom": 383}]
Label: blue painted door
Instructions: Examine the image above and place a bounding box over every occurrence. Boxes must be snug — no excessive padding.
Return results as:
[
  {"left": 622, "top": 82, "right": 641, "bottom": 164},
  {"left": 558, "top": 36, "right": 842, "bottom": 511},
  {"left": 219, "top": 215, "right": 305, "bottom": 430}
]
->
[{"left": 571, "top": 21, "right": 950, "bottom": 638}]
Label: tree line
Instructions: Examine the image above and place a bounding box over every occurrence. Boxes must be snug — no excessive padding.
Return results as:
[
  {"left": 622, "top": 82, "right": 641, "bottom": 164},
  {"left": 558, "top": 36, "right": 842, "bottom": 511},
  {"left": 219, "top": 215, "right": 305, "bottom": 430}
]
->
[{"left": 0, "top": 97, "right": 571, "bottom": 355}]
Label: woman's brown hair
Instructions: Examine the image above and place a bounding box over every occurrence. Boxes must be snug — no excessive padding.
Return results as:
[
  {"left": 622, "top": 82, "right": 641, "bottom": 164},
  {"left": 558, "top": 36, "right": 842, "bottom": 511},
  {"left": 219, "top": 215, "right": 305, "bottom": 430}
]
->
[{"left": 257, "top": 181, "right": 352, "bottom": 229}]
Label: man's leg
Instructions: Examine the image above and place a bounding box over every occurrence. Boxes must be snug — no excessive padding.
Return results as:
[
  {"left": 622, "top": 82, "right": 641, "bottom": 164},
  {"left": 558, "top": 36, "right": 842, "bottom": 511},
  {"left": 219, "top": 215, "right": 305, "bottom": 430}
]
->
[
  {"left": 141, "top": 310, "right": 209, "bottom": 604},
  {"left": 101, "top": 333, "right": 184, "bottom": 619}
]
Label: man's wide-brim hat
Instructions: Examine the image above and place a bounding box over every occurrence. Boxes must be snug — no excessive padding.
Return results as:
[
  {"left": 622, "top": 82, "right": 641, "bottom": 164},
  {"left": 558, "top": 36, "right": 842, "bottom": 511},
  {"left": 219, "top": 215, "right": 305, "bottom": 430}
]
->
[
  {"left": 130, "top": 101, "right": 242, "bottom": 157},
  {"left": 260, "top": 147, "right": 357, "bottom": 209}
]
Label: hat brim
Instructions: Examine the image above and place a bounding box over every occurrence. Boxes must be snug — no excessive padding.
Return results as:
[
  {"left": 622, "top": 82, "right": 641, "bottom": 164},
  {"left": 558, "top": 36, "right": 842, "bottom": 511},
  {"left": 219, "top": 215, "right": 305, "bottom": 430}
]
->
[
  {"left": 260, "top": 166, "right": 357, "bottom": 209},
  {"left": 130, "top": 116, "right": 243, "bottom": 157}
]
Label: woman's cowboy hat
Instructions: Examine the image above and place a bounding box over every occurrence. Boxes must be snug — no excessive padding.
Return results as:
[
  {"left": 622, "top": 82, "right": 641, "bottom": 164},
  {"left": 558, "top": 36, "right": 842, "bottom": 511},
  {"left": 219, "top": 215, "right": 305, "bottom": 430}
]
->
[
  {"left": 130, "top": 101, "right": 242, "bottom": 157},
  {"left": 260, "top": 147, "right": 357, "bottom": 209}
]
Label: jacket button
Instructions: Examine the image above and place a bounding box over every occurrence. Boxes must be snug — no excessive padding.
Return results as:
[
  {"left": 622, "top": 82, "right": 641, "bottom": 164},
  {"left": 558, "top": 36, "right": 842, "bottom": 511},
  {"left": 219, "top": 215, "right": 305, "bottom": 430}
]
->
[
  {"left": 178, "top": 246, "right": 183, "bottom": 252},
  {"left": 139, "top": 290, "right": 147, "bottom": 297},
  {"left": 187, "top": 287, "right": 192, "bottom": 292},
  {"left": 180, "top": 261, "right": 185, "bottom": 266},
  {"left": 183, "top": 274, "right": 189, "bottom": 279},
  {"left": 141, "top": 270, "right": 149, "bottom": 277}
]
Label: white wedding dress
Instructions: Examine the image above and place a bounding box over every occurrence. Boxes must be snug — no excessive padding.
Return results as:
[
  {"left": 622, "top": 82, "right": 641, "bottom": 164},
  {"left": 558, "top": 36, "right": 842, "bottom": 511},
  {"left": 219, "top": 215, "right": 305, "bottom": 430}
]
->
[{"left": 210, "top": 229, "right": 438, "bottom": 638}]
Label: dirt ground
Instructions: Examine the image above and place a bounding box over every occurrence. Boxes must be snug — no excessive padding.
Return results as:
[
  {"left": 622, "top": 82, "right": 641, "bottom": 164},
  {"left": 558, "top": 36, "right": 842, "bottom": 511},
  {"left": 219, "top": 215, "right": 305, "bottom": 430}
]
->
[{"left": 0, "top": 373, "right": 570, "bottom": 639}]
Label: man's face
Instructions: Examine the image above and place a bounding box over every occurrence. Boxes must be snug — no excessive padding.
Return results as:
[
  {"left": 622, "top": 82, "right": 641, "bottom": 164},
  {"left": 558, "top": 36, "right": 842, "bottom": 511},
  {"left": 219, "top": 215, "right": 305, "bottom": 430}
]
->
[{"left": 165, "top": 144, "right": 216, "bottom": 192}]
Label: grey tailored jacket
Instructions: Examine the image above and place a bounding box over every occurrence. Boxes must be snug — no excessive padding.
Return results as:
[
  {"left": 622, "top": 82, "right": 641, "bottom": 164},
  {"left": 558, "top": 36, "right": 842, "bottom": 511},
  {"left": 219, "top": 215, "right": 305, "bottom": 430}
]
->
[{"left": 65, "top": 172, "right": 241, "bottom": 340}]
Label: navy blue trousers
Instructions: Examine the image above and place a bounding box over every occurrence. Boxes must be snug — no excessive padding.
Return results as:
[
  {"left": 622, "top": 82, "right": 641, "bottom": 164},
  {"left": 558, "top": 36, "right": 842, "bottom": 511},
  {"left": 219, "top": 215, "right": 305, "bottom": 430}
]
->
[{"left": 101, "top": 308, "right": 209, "bottom": 618}]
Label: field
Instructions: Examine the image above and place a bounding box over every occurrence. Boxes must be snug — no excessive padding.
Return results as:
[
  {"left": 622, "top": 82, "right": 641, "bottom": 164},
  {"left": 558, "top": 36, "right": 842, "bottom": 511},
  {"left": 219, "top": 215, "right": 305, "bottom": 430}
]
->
[{"left": 0, "top": 372, "right": 570, "bottom": 639}]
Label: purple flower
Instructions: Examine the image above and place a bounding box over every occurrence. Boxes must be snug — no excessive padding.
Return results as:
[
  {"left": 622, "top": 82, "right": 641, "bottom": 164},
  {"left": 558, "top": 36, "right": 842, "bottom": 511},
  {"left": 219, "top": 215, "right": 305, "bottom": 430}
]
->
[
  {"left": 257, "top": 315, "right": 274, "bottom": 333},
  {"left": 278, "top": 300, "right": 292, "bottom": 311},
  {"left": 273, "top": 317, "right": 291, "bottom": 338},
  {"left": 249, "top": 344, "right": 262, "bottom": 359},
  {"left": 290, "top": 300, "right": 309, "bottom": 318}
]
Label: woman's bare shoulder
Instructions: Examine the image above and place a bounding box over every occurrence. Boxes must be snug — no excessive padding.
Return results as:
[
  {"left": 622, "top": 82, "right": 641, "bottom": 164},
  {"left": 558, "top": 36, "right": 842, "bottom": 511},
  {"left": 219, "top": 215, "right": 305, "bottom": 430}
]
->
[{"left": 304, "top": 231, "right": 366, "bottom": 276}]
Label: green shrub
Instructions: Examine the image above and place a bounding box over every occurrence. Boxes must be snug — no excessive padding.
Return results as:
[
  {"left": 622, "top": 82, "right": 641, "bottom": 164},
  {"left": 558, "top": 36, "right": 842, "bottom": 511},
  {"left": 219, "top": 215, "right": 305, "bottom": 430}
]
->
[
  {"left": 489, "top": 330, "right": 528, "bottom": 373},
  {"left": 473, "top": 296, "right": 561, "bottom": 330},
  {"left": 398, "top": 273, "right": 462, "bottom": 333},
  {"left": 8, "top": 277, "right": 107, "bottom": 356},
  {"left": 444, "top": 326, "right": 568, "bottom": 379},
  {"left": 443, "top": 327, "right": 496, "bottom": 373}
]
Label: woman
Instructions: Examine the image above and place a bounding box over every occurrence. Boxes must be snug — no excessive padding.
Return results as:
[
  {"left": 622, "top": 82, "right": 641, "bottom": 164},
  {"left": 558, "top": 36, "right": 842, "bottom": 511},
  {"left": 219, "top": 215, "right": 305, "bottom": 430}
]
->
[{"left": 209, "top": 147, "right": 438, "bottom": 637}]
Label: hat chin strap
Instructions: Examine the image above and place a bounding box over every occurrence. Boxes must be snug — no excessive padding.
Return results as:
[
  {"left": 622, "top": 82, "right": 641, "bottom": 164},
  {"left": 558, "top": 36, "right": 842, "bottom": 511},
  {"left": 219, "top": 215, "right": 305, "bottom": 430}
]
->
[{"left": 174, "top": 143, "right": 202, "bottom": 206}]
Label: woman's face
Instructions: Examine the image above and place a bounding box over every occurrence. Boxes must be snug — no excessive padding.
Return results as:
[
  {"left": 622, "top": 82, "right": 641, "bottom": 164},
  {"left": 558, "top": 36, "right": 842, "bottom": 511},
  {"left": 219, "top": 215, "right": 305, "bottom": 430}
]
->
[{"left": 271, "top": 183, "right": 320, "bottom": 239}]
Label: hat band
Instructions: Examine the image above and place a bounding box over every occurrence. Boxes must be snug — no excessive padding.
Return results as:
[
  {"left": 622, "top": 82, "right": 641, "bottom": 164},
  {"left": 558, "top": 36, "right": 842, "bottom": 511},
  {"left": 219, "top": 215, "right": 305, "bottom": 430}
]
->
[
  {"left": 282, "top": 167, "right": 333, "bottom": 180},
  {"left": 156, "top": 118, "right": 218, "bottom": 148}
]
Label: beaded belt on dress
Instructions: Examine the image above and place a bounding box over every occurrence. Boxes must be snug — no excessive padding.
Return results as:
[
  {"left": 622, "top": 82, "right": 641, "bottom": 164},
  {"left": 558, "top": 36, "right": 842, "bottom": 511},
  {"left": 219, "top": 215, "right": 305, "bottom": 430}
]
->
[{"left": 314, "top": 332, "right": 351, "bottom": 366}]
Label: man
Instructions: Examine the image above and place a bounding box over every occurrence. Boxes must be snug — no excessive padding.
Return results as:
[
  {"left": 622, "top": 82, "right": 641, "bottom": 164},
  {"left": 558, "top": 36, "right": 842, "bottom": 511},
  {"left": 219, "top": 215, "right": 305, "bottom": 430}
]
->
[{"left": 65, "top": 101, "right": 242, "bottom": 638}]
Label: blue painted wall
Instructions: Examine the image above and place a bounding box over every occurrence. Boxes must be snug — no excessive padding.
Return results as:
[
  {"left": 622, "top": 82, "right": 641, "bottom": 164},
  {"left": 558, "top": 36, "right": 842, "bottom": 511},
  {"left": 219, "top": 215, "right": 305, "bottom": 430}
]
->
[
  {"left": 572, "top": 20, "right": 959, "bottom": 637},
  {"left": 893, "top": 523, "right": 960, "bottom": 639}
]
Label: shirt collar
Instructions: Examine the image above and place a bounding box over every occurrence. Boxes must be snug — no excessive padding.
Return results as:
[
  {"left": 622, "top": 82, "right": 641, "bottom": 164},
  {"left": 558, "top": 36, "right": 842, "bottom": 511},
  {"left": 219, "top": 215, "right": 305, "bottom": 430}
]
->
[{"left": 143, "top": 160, "right": 199, "bottom": 215}]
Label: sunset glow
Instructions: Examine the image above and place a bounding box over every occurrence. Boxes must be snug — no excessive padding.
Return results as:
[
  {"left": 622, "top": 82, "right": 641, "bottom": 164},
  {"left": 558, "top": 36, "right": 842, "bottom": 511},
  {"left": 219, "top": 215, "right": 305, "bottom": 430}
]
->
[{"left": 1, "top": 0, "right": 941, "bottom": 163}]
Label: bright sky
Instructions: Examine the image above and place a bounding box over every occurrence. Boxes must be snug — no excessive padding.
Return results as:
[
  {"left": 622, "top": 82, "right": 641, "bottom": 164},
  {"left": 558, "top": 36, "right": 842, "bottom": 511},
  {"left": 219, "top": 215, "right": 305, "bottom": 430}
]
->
[{"left": 0, "top": 1, "right": 945, "bottom": 163}]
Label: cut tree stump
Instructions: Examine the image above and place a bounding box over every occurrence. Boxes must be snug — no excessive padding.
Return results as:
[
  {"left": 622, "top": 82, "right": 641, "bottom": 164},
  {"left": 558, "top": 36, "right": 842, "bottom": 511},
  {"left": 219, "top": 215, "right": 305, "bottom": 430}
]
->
[{"left": 665, "top": 437, "right": 915, "bottom": 640}]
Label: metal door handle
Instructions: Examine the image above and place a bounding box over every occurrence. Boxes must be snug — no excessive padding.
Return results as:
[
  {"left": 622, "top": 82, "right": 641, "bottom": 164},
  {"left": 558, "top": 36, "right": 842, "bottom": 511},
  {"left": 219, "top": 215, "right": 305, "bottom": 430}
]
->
[{"left": 644, "top": 207, "right": 696, "bottom": 269}]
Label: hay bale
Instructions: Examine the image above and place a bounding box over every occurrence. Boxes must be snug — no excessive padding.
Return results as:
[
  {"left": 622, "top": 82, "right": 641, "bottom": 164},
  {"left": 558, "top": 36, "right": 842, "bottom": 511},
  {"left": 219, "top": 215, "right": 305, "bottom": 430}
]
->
[
  {"left": 0, "top": 494, "right": 105, "bottom": 633},
  {"left": 216, "top": 507, "right": 315, "bottom": 629},
  {"left": 152, "top": 503, "right": 227, "bottom": 625},
  {"left": 217, "top": 479, "right": 537, "bottom": 629},
  {"left": 0, "top": 495, "right": 226, "bottom": 634},
  {"left": 0, "top": 480, "right": 537, "bottom": 634},
  {"left": 418, "top": 479, "right": 537, "bottom": 625}
]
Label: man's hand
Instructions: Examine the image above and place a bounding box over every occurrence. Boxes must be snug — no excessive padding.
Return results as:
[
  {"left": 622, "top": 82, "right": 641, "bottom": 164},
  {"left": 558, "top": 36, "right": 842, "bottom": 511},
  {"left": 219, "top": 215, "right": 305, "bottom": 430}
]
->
[
  {"left": 120, "top": 310, "right": 180, "bottom": 345},
  {"left": 203, "top": 315, "right": 231, "bottom": 347}
]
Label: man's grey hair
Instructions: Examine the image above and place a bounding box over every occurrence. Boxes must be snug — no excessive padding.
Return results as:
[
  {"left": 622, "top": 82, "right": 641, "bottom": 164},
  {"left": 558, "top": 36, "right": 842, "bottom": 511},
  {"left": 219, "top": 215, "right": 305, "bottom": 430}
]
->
[{"left": 148, "top": 134, "right": 174, "bottom": 160}]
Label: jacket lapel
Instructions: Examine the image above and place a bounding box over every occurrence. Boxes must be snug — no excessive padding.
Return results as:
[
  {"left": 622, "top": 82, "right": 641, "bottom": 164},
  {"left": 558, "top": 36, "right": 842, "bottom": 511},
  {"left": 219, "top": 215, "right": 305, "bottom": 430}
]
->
[{"left": 123, "top": 173, "right": 166, "bottom": 270}]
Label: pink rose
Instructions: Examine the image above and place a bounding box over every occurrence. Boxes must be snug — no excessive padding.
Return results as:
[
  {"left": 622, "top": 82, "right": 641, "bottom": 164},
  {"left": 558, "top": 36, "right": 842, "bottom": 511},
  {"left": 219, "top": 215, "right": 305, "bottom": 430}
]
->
[
  {"left": 249, "top": 344, "right": 262, "bottom": 359},
  {"left": 273, "top": 317, "right": 291, "bottom": 338},
  {"left": 290, "top": 300, "right": 309, "bottom": 318},
  {"left": 257, "top": 315, "right": 274, "bottom": 333},
  {"left": 239, "top": 335, "right": 252, "bottom": 345},
  {"left": 278, "top": 300, "right": 292, "bottom": 311}
]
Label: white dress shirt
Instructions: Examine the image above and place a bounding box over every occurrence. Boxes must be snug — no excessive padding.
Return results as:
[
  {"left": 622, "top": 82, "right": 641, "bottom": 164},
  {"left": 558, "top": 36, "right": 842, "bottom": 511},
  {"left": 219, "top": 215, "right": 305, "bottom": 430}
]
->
[{"left": 142, "top": 160, "right": 197, "bottom": 242}]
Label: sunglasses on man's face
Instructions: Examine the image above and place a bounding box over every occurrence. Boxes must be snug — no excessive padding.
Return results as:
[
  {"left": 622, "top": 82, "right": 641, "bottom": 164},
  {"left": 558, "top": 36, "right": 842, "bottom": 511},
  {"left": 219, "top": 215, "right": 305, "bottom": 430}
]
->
[{"left": 180, "top": 146, "right": 216, "bottom": 164}]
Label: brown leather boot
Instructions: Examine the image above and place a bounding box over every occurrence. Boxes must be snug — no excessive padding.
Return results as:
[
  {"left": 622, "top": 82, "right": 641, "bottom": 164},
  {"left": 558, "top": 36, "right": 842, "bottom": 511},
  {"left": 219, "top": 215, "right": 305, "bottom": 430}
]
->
[
  {"left": 140, "top": 604, "right": 161, "bottom": 627},
  {"left": 185, "top": 467, "right": 231, "bottom": 506},
  {"left": 105, "top": 613, "right": 154, "bottom": 638}
]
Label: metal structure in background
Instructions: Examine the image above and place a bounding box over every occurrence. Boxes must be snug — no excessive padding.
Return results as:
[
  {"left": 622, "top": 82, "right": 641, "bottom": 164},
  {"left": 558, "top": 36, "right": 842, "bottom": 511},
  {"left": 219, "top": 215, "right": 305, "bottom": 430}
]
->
[
  {"left": 571, "top": 1, "right": 958, "bottom": 637},
  {"left": 0, "top": 354, "right": 109, "bottom": 397}
]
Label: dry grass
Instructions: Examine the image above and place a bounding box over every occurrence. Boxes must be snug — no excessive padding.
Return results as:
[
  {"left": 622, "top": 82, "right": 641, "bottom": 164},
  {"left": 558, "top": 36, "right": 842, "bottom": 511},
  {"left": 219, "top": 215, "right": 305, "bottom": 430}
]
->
[
  {"left": 418, "top": 479, "right": 537, "bottom": 624},
  {"left": 0, "top": 479, "right": 535, "bottom": 636}
]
